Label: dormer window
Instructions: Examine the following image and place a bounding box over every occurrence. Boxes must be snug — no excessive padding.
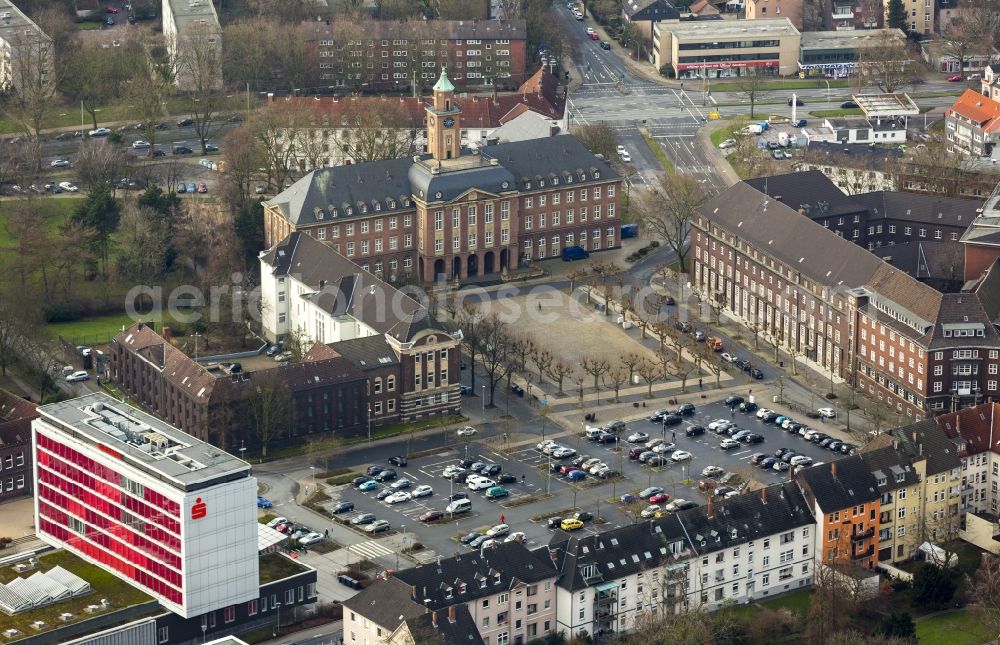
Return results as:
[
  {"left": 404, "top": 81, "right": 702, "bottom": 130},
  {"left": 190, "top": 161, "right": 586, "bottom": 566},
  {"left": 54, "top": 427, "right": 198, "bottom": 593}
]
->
[
  {"left": 346, "top": 206, "right": 354, "bottom": 215},
  {"left": 524, "top": 180, "right": 531, "bottom": 190},
  {"left": 374, "top": 202, "right": 381, "bottom": 211},
  {"left": 594, "top": 171, "right": 600, "bottom": 179},
  {"left": 566, "top": 175, "right": 573, "bottom": 184},
  {"left": 539, "top": 179, "right": 545, "bottom": 187},
  {"left": 553, "top": 177, "right": 559, "bottom": 185},
  {"left": 388, "top": 199, "right": 396, "bottom": 209}
]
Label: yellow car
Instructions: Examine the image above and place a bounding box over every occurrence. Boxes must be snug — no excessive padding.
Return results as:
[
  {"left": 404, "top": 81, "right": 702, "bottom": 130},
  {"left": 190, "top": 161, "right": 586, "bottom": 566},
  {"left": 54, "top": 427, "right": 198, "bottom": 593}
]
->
[{"left": 560, "top": 518, "right": 584, "bottom": 531}]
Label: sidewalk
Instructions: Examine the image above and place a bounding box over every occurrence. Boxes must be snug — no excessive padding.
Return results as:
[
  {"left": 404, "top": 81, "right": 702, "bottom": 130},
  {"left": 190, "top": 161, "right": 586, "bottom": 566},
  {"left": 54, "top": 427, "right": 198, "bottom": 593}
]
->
[{"left": 698, "top": 121, "right": 741, "bottom": 187}]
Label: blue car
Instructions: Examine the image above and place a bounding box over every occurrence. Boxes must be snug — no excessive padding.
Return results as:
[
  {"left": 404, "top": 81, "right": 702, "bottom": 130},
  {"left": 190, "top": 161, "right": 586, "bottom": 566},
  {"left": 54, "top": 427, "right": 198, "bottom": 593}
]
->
[
  {"left": 567, "top": 470, "right": 586, "bottom": 481},
  {"left": 359, "top": 480, "right": 379, "bottom": 492},
  {"left": 774, "top": 416, "right": 787, "bottom": 425},
  {"left": 256, "top": 495, "right": 272, "bottom": 509},
  {"left": 620, "top": 494, "right": 637, "bottom": 504},
  {"left": 176, "top": 183, "right": 186, "bottom": 193},
  {"left": 187, "top": 182, "right": 197, "bottom": 193}
]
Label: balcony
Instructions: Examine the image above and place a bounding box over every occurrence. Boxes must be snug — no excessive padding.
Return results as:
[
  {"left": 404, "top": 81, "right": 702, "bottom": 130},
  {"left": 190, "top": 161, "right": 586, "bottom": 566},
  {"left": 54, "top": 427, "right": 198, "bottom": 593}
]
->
[
  {"left": 831, "top": 8, "right": 855, "bottom": 20},
  {"left": 852, "top": 544, "right": 875, "bottom": 560},
  {"left": 851, "top": 527, "right": 875, "bottom": 541}
]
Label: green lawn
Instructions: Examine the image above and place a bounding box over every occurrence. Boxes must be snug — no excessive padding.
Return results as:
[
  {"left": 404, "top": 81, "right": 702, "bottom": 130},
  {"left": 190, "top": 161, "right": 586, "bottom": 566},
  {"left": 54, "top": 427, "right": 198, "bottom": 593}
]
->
[
  {"left": 46, "top": 313, "right": 141, "bottom": 344},
  {"left": 641, "top": 131, "right": 674, "bottom": 174},
  {"left": 915, "top": 609, "right": 992, "bottom": 645},
  {"left": 760, "top": 589, "right": 812, "bottom": 617},
  {"left": 710, "top": 79, "right": 851, "bottom": 92},
  {"left": 0, "top": 197, "right": 78, "bottom": 246},
  {"left": 810, "top": 108, "right": 864, "bottom": 118},
  {"left": 258, "top": 552, "right": 310, "bottom": 584}
]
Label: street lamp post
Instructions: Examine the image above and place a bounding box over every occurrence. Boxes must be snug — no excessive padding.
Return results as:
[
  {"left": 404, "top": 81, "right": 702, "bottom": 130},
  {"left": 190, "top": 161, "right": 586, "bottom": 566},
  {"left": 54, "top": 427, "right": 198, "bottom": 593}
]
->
[
  {"left": 546, "top": 452, "right": 551, "bottom": 495},
  {"left": 397, "top": 525, "right": 406, "bottom": 569},
  {"left": 367, "top": 404, "right": 372, "bottom": 444},
  {"left": 481, "top": 385, "right": 486, "bottom": 418}
]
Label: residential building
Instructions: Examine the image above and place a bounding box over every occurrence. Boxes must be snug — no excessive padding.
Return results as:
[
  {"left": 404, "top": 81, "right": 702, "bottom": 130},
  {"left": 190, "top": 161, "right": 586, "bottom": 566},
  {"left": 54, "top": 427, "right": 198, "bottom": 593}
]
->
[
  {"left": 32, "top": 393, "right": 259, "bottom": 618},
  {"left": 866, "top": 418, "right": 964, "bottom": 544},
  {"left": 390, "top": 605, "right": 485, "bottom": 645},
  {"left": 691, "top": 173, "right": 1000, "bottom": 420},
  {"left": 267, "top": 68, "right": 567, "bottom": 172},
  {"left": 0, "top": 388, "right": 37, "bottom": 501},
  {"left": 796, "top": 457, "right": 881, "bottom": 568},
  {"left": 109, "top": 322, "right": 371, "bottom": 448},
  {"left": 823, "top": 0, "right": 882, "bottom": 30},
  {"left": 161, "top": 0, "right": 222, "bottom": 91},
  {"left": 746, "top": 0, "right": 803, "bottom": 30},
  {"left": 260, "top": 231, "right": 462, "bottom": 422},
  {"left": 936, "top": 0, "right": 960, "bottom": 32},
  {"left": 959, "top": 183, "right": 1000, "bottom": 281},
  {"left": 343, "top": 542, "right": 558, "bottom": 645},
  {"left": 303, "top": 19, "right": 528, "bottom": 92},
  {"left": 798, "top": 30, "right": 906, "bottom": 75},
  {"left": 982, "top": 65, "right": 1000, "bottom": 102},
  {"left": 858, "top": 446, "right": 923, "bottom": 563},
  {"left": 622, "top": 0, "right": 681, "bottom": 49},
  {"left": 263, "top": 68, "right": 622, "bottom": 283},
  {"left": 550, "top": 482, "right": 815, "bottom": 639},
  {"left": 946, "top": 89, "right": 1000, "bottom": 158},
  {"left": 928, "top": 401, "right": 1000, "bottom": 515},
  {"left": 0, "top": 0, "right": 53, "bottom": 92},
  {"left": 651, "top": 18, "right": 802, "bottom": 78},
  {"left": 885, "top": 0, "right": 933, "bottom": 34}
]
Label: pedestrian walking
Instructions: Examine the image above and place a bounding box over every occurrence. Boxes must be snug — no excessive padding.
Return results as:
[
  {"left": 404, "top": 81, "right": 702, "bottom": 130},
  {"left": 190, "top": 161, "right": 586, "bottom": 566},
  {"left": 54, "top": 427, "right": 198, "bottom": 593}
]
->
[
  {"left": 671, "top": 431, "right": 676, "bottom": 441},
  {"left": 325, "top": 528, "right": 329, "bottom": 538},
  {"left": 699, "top": 378, "right": 703, "bottom": 389},
  {"left": 521, "top": 474, "right": 526, "bottom": 483}
]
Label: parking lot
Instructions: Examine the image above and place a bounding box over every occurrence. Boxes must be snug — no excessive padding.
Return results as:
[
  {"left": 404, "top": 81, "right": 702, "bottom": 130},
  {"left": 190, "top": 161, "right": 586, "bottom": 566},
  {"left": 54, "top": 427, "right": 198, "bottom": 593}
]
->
[{"left": 323, "top": 398, "right": 853, "bottom": 558}]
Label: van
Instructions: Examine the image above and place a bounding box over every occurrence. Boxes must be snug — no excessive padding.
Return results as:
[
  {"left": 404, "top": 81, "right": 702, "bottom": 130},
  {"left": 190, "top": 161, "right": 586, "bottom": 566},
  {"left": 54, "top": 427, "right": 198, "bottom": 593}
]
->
[
  {"left": 446, "top": 498, "right": 472, "bottom": 514},
  {"left": 742, "top": 124, "right": 763, "bottom": 135},
  {"left": 584, "top": 426, "right": 603, "bottom": 441},
  {"left": 562, "top": 245, "right": 590, "bottom": 262},
  {"left": 706, "top": 337, "right": 723, "bottom": 351}
]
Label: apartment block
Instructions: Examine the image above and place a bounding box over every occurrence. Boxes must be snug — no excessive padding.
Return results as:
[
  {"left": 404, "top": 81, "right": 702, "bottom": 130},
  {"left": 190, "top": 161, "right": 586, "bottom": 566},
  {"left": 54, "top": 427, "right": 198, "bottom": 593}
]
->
[
  {"left": 0, "top": 0, "right": 53, "bottom": 92},
  {"left": 161, "top": 0, "right": 222, "bottom": 91},
  {"left": 0, "top": 388, "right": 37, "bottom": 501}
]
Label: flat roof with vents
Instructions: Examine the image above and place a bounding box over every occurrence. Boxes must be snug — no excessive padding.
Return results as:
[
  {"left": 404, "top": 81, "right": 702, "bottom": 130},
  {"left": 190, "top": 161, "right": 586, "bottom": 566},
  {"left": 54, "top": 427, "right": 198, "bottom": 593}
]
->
[
  {"left": 662, "top": 17, "right": 799, "bottom": 39},
  {"left": 36, "top": 392, "right": 250, "bottom": 491},
  {"left": 854, "top": 93, "right": 919, "bottom": 117}
]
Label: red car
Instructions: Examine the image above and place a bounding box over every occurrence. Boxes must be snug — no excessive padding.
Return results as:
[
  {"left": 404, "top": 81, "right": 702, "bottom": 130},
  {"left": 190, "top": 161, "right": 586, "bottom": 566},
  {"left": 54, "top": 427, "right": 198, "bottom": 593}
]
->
[
  {"left": 419, "top": 510, "right": 444, "bottom": 522},
  {"left": 197, "top": 181, "right": 208, "bottom": 193},
  {"left": 947, "top": 75, "right": 963, "bottom": 82},
  {"left": 649, "top": 493, "right": 671, "bottom": 504},
  {"left": 588, "top": 32, "right": 599, "bottom": 40},
  {"left": 560, "top": 465, "right": 580, "bottom": 475},
  {"left": 105, "top": 6, "right": 120, "bottom": 13}
]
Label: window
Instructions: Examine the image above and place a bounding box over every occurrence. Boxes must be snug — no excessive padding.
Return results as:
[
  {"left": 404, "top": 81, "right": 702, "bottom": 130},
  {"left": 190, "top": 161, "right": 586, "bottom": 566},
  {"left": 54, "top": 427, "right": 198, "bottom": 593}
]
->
[
  {"left": 158, "top": 627, "right": 169, "bottom": 644},
  {"left": 224, "top": 606, "right": 235, "bottom": 623},
  {"left": 247, "top": 599, "right": 258, "bottom": 616},
  {"left": 497, "top": 632, "right": 509, "bottom": 645}
]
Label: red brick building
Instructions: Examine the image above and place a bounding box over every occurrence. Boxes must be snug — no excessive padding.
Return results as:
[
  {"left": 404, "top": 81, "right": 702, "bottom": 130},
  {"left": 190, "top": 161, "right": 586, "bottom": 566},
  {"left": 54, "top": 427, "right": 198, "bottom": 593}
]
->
[
  {"left": 303, "top": 19, "right": 528, "bottom": 92},
  {"left": 0, "top": 389, "right": 37, "bottom": 501},
  {"left": 263, "top": 68, "right": 622, "bottom": 283},
  {"left": 692, "top": 175, "right": 1000, "bottom": 420}
]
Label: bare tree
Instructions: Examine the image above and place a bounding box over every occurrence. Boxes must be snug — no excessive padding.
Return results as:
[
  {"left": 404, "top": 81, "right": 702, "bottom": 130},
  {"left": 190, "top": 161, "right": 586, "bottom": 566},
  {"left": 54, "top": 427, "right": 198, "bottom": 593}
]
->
[
  {"left": 580, "top": 357, "right": 610, "bottom": 400},
  {"left": 2, "top": 27, "right": 57, "bottom": 139},
  {"left": 603, "top": 363, "right": 630, "bottom": 402},
  {"left": 639, "top": 173, "right": 710, "bottom": 273},
  {"left": 547, "top": 359, "right": 574, "bottom": 395},
  {"left": 939, "top": 14, "right": 990, "bottom": 80},
  {"left": 75, "top": 139, "right": 125, "bottom": 191},
  {"left": 334, "top": 100, "right": 419, "bottom": 163},
  {"left": 458, "top": 305, "right": 486, "bottom": 390},
  {"left": 970, "top": 553, "right": 1000, "bottom": 642},
  {"left": 636, "top": 358, "right": 659, "bottom": 398},
  {"left": 572, "top": 123, "right": 619, "bottom": 159},
  {"left": 531, "top": 348, "right": 554, "bottom": 385},
  {"left": 856, "top": 30, "right": 913, "bottom": 93},
  {"left": 129, "top": 61, "right": 175, "bottom": 156},
  {"left": 0, "top": 282, "right": 42, "bottom": 376},
  {"left": 249, "top": 371, "right": 292, "bottom": 457},
  {"left": 477, "top": 313, "right": 515, "bottom": 406},
  {"left": 734, "top": 66, "right": 770, "bottom": 119},
  {"left": 175, "top": 24, "right": 229, "bottom": 155},
  {"left": 621, "top": 352, "right": 641, "bottom": 384},
  {"left": 252, "top": 103, "right": 309, "bottom": 192}
]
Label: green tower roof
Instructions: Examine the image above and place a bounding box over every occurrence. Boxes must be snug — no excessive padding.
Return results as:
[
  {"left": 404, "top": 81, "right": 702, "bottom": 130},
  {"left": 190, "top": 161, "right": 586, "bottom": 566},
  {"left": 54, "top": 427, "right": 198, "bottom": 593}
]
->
[{"left": 433, "top": 66, "right": 455, "bottom": 93}]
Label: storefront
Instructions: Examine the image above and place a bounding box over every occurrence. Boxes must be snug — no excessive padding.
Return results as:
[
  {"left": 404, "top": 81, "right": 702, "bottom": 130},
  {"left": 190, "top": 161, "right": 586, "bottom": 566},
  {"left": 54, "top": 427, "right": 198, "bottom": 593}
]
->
[{"left": 652, "top": 18, "right": 801, "bottom": 78}]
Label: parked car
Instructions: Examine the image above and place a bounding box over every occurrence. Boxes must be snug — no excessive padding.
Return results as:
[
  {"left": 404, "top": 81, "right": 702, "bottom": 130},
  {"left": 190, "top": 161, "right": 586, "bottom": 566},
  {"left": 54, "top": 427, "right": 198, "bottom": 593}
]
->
[
  {"left": 676, "top": 403, "right": 696, "bottom": 415},
  {"left": 88, "top": 127, "right": 111, "bottom": 137},
  {"left": 176, "top": 182, "right": 187, "bottom": 193},
  {"left": 739, "top": 402, "right": 759, "bottom": 413},
  {"left": 172, "top": 146, "right": 193, "bottom": 155},
  {"left": 627, "top": 431, "right": 650, "bottom": 443},
  {"left": 671, "top": 450, "right": 692, "bottom": 461},
  {"left": 350, "top": 513, "right": 376, "bottom": 525},
  {"left": 640, "top": 505, "right": 661, "bottom": 518},
  {"left": 58, "top": 182, "right": 78, "bottom": 192},
  {"left": 485, "top": 486, "right": 510, "bottom": 499},
  {"left": 386, "top": 491, "right": 412, "bottom": 504},
  {"left": 718, "top": 138, "right": 737, "bottom": 149},
  {"left": 701, "top": 465, "right": 725, "bottom": 477},
  {"left": 685, "top": 425, "right": 706, "bottom": 437},
  {"left": 388, "top": 456, "right": 407, "bottom": 466},
  {"left": 365, "top": 520, "right": 391, "bottom": 533},
  {"left": 256, "top": 496, "right": 272, "bottom": 508},
  {"left": 366, "top": 465, "right": 384, "bottom": 476},
  {"left": 50, "top": 158, "right": 70, "bottom": 167},
  {"left": 948, "top": 75, "right": 964, "bottom": 82},
  {"left": 560, "top": 518, "right": 584, "bottom": 531},
  {"left": 817, "top": 407, "right": 837, "bottom": 418},
  {"left": 177, "top": 118, "right": 194, "bottom": 126},
  {"left": 420, "top": 510, "right": 444, "bottom": 522},
  {"left": 375, "top": 469, "right": 397, "bottom": 482},
  {"left": 352, "top": 476, "right": 373, "bottom": 487},
  {"left": 720, "top": 438, "right": 741, "bottom": 450},
  {"left": 724, "top": 395, "right": 745, "bottom": 407},
  {"left": 649, "top": 492, "right": 670, "bottom": 504},
  {"left": 65, "top": 370, "right": 89, "bottom": 382},
  {"left": 331, "top": 501, "right": 354, "bottom": 514},
  {"left": 299, "top": 532, "right": 324, "bottom": 546}
]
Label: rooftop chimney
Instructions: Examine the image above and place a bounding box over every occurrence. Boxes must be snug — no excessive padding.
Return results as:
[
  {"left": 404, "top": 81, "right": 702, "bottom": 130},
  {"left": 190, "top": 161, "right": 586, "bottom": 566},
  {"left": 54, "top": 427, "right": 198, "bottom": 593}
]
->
[
  {"left": 760, "top": 487, "right": 767, "bottom": 503},
  {"left": 707, "top": 495, "right": 714, "bottom": 519},
  {"left": 163, "top": 326, "right": 171, "bottom": 343},
  {"left": 432, "top": 611, "right": 438, "bottom": 628},
  {"left": 448, "top": 605, "right": 456, "bottom": 623},
  {"left": 411, "top": 585, "right": 417, "bottom": 600},
  {"left": 912, "top": 430, "right": 918, "bottom": 443},
  {"left": 831, "top": 461, "right": 837, "bottom": 478}
]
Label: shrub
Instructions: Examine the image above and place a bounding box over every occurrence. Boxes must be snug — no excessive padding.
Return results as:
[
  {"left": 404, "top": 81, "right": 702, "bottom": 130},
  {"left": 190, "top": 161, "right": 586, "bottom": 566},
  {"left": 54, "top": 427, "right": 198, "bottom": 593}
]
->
[
  {"left": 911, "top": 562, "right": 958, "bottom": 608},
  {"left": 43, "top": 302, "right": 83, "bottom": 323},
  {"left": 660, "top": 64, "right": 675, "bottom": 78}
]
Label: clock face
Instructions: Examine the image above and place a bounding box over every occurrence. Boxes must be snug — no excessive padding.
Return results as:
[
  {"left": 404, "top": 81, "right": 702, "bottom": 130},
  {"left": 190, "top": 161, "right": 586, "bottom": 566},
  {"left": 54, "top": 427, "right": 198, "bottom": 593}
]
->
[{"left": 443, "top": 117, "right": 455, "bottom": 128}]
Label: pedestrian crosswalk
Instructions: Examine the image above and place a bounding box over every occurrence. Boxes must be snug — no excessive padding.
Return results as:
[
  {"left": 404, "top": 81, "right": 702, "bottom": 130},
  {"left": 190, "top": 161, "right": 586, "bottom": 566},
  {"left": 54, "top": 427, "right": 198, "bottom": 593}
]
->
[{"left": 349, "top": 540, "right": 394, "bottom": 560}]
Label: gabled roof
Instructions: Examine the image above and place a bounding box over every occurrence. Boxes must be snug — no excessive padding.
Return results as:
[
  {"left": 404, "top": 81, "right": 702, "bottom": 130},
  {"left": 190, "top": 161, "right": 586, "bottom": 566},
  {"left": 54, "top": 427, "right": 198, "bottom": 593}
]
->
[
  {"left": 871, "top": 419, "right": 962, "bottom": 475},
  {"left": 342, "top": 577, "right": 425, "bottom": 630},
  {"left": 854, "top": 190, "right": 982, "bottom": 228},
  {"left": 870, "top": 241, "right": 964, "bottom": 283},
  {"left": 932, "top": 400, "right": 1000, "bottom": 458},
  {"left": 331, "top": 335, "right": 400, "bottom": 369},
  {"left": 549, "top": 513, "right": 692, "bottom": 592},
  {"left": 0, "top": 388, "right": 37, "bottom": 448},
  {"left": 393, "top": 542, "right": 556, "bottom": 609},
  {"left": 624, "top": 0, "right": 681, "bottom": 20},
  {"left": 795, "top": 456, "right": 880, "bottom": 512},
  {"left": 746, "top": 170, "right": 864, "bottom": 218},
  {"left": 948, "top": 89, "right": 1000, "bottom": 132},
  {"left": 261, "top": 232, "right": 444, "bottom": 342},
  {"left": 859, "top": 446, "right": 920, "bottom": 492},
  {"left": 677, "top": 481, "right": 814, "bottom": 554}
]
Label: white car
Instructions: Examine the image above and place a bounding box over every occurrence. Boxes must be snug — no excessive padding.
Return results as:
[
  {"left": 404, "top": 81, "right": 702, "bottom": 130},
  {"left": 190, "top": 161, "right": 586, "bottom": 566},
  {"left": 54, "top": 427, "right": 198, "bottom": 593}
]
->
[
  {"left": 587, "top": 462, "right": 607, "bottom": 474},
  {"left": 88, "top": 127, "right": 111, "bottom": 136},
  {"left": 652, "top": 442, "right": 675, "bottom": 454},
  {"left": 299, "top": 532, "right": 324, "bottom": 546},
  {"left": 719, "top": 439, "right": 741, "bottom": 450},
  {"left": 708, "top": 419, "right": 730, "bottom": 430},
  {"left": 486, "top": 523, "right": 510, "bottom": 537},
  {"left": 541, "top": 443, "right": 562, "bottom": 455},
  {"left": 581, "top": 458, "right": 603, "bottom": 470},
  {"left": 790, "top": 455, "right": 813, "bottom": 466},
  {"left": 552, "top": 447, "right": 577, "bottom": 458},
  {"left": 640, "top": 505, "right": 661, "bottom": 518},
  {"left": 457, "top": 426, "right": 477, "bottom": 436},
  {"left": 65, "top": 370, "right": 89, "bottom": 382},
  {"left": 504, "top": 531, "right": 526, "bottom": 543},
  {"left": 616, "top": 144, "right": 626, "bottom": 155},
  {"left": 627, "top": 432, "right": 649, "bottom": 443},
  {"left": 412, "top": 485, "right": 433, "bottom": 498},
  {"left": 480, "top": 538, "right": 500, "bottom": 549},
  {"left": 718, "top": 138, "right": 737, "bottom": 149},
  {"left": 266, "top": 516, "right": 287, "bottom": 528},
  {"left": 720, "top": 352, "right": 736, "bottom": 363},
  {"left": 671, "top": 450, "right": 692, "bottom": 461},
  {"left": 442, "top": 465, "right": 465, "bottom": 478},
  {"left": 591, "top": 463, "right": 611, "bottom": 476},
  {"left": 756, "top": 408, "right": 773, "bottom": 418},
  {"left": 817, "top": 407, "right": 837, "bottom": 418},
  {"left": 586, "top": 26, "right": 594, "bottom": 34},
  {"left": 58, "top": 182, "right": 78, "bottom": 192},
  {"left": 50, "top": 158, "right": 70, "bottom": 168},
  {"left": 385, "top": 491, "right": 412, "bottom": 504},
  {"left": 619, "top": 150, "right": 632, "bottom": 163},
  {"left": 537, "top": 439, "right": 557, "bottom": 452},
  {"left": 468, "top": 478, "right": 496, "bottom": 491},
  {"left": 664, "top": 498, "right": 689, "bottom": 512},
  {"left": 132, "top": 140, "right": 151, "bottom": 149},
  {"left": 702, "top": 465, "right": 725, "bottom": 477}
]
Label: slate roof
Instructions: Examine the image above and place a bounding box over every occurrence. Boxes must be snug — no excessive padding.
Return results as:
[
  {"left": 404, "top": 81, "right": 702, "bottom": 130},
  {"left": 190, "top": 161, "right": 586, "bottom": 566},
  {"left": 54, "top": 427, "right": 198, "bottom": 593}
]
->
[
  {"left": 266, "top": 133, "right": 612, "bottom": 227},
  {"left": 871, "top": 419, "right": 962, "bottom": 475},
  {"left": 0, "top": 388, "right": 37, "bottom": 448},
  {"left": 676, "top": 481, "right": 814, "bottom": 554},
  {"left": 795, "top": 456, "right": 880, "bottom": 512},
  {"left": 393, "top": 542, "right": 556, "bottom": 609},
  {"left": 260, "top": 232, "right": 443, "bottom": 342},
  {"left": 699, "top": 181, "right": 883, "bottom": 288},
  {"left": 858, "top": 446, "right": 920, "bottom": 493},
  {"left": 972, "top": 259, "right": 1000, "bottom": 323},
  {"left": 342, "top": 576, "right": 425, "bottom": 630},
  {"left": 798, "top": 141, "right": 903, "bottom": 171},
  {"left": 402, "top": 605, "right": 485, "bottom": 645},
  {"left": 549, "top": 513, "right": 692, "bottom": 592},
  {"left": 330, "top": 335, "right": 400, "bottom": 369},
  {"left": 870, "top": 241, "right": 964, "bottom": 283},
  {"left": 623, "top": 0, "right": 681, "bottom": 20},
  {"left": 854, "top": 191, "right": 982, "bottom": 228},
  {"left": 746, "top": 170, "right": 863, "bottom": 218}
]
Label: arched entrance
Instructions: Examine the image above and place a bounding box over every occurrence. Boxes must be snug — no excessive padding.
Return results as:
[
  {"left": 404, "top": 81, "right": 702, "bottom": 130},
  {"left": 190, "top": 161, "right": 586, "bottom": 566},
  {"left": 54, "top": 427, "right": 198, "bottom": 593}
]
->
[
  {"left": 467, "top": 254, "right": 479, "bottom": 277},
  {"left": 452, "top": 257, "right": 462, "bottom": 280},
  {"left": 500, "top": 248, "right": 510, "bottom": 270},
  {"left": 433, "top": 258, "right": 445, "bottom": 282},
  {"left": 484, "top": 251, "right": 495, "bottom": 274}
]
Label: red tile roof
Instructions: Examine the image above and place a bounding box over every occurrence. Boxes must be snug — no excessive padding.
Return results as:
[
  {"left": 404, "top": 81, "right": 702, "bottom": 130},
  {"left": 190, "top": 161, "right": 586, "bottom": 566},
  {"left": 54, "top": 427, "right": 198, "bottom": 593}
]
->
[
  {"left": 935, "top": 400, "right": 1000, "bottom": 456},
  {"left": 948, "top": 89, "right": 1000, "bottom": 133}
]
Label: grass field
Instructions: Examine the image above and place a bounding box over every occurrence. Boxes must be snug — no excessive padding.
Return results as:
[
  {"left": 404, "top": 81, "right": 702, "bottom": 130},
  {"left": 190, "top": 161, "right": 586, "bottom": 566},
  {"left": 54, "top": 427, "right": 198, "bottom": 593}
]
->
[
  {"left": 0, "top": 197, "right": 79, "bottom": 250},
  {"left": 641, "top": 131, "right": 675, "bottom": 174},
  {"left": 760, "top": 589, "right": 811, "bottom": 617},
  {"left": 46, "top": 313, "right": 140, "bottom": 343},
  {"left": 710, "top": 79, "right": 851, "bottom": 92},
  {"left": 915, "top": 610, "right": 992, "bottom": 645},
  {"left": 810, "top": 108, "right": 864, "bottom": 117},
  {"left": 0, "top": 96, "right": 225, "bottom": 134}
]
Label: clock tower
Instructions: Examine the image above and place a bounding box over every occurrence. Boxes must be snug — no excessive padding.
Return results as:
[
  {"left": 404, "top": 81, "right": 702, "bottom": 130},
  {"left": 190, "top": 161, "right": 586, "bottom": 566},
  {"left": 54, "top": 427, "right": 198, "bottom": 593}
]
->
[{"left": 426, "top": 67, "right": 462, "bottom": 161}]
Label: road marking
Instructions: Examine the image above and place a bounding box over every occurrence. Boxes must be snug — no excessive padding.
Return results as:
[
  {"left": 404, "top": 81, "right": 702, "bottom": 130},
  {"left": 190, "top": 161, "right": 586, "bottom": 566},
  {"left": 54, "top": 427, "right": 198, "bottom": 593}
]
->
[{"left": 349, "top": 540, "right": 393, "bottom": 559}]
